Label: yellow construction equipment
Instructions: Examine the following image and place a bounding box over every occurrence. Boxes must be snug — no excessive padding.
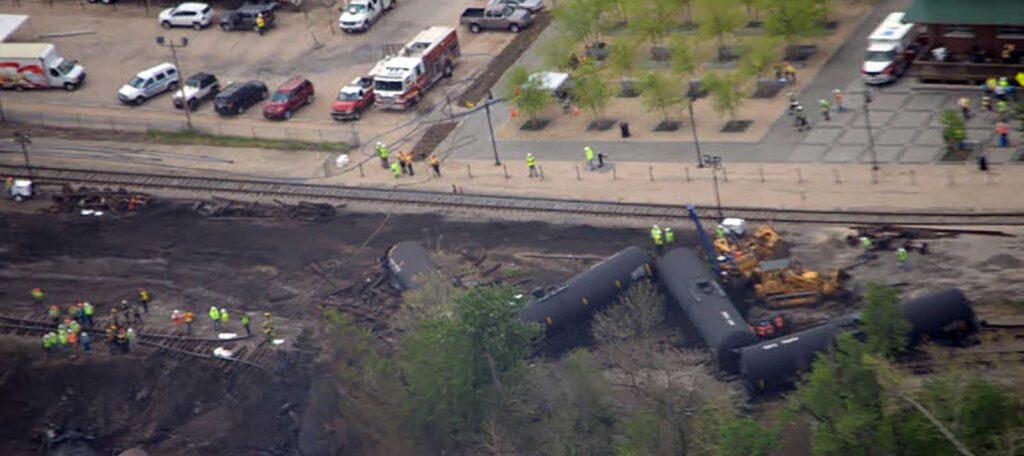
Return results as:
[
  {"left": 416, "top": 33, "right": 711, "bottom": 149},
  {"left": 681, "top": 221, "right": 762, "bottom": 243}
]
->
[
  {"left": 751, "top": 258, "right": 845, "bottom": 308},
  {"left": 712, "top": 224, "right": 785, "bottom": 277}
]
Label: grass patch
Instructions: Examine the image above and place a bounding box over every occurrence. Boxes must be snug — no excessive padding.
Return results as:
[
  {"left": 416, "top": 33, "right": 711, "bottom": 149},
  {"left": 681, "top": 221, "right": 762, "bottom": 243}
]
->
[
  {"left": 502, "top": 267, "right": 529, "bottom": 280},
  {"left": 147, "top": 130, "right": 349, "bottom": 152}
]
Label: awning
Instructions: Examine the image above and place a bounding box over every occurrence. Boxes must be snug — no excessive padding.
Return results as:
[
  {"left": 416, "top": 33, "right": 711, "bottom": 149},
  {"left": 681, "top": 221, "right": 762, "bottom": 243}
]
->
[{"left": 904, "top": 0, "right": 1024, "bottom": 26}]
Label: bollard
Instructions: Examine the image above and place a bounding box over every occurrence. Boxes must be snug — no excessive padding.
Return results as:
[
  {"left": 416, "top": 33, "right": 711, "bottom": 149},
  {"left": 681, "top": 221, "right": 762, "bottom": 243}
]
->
[
  {"left": 796, "top": 168, "right": 804, "bottom": 184},
  {"left": 871, "top": 168, "right": 878, "bottom": 184},
  {"left": 503, "top": 164, "right": 509, "bottom": 179},
  {"left": 612, "top": 166, "right": 617, "bottom": 180},
  {"left": 649, "top": 166, "right": 654, "bottom": 182},
  {"left": 722, "top": 167, "right": 728, "bottom": 182},
  {"left": 576, "top": 165, "right": 581, "bottom": 180},
  {"left": 685, "top": 167, "right": 691, "bottom": 182},
  {"left": 466, "top": 164, "right": 473, "bottom": 178},
  {"left": 759, "top": 166, "right": 765, "bottom": 183},
  {"left": 359, "top": 162, "right": 364, "bottom": 178},
  {"left": 832, "top": 168, "right": 841, "bottom": 184},
  {"left": 539, "top": 165, "right": 545, "bottom": 180},
  {"left": 909, "top": 170, "right": 917, "bottom": 185}
]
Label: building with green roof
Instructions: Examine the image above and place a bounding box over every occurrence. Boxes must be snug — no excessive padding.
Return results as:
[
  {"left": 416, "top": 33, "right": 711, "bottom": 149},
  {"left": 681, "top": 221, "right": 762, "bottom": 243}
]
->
[{"left": 905, "top": 0, "right": 1024, "bottom": 64}]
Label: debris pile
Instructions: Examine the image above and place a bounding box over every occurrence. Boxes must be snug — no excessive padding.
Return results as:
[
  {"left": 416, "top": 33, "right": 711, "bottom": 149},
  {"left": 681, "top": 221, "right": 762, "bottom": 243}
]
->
[
  {"left": 192, "top": 199, "right": 341, "bottom": 220},
  {"left": 49, "top": 186, "right": 151, "bottom": 215}
]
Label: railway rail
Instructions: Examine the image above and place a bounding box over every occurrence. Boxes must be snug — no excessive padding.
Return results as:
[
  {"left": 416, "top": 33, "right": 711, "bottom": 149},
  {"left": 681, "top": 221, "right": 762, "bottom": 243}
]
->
[
  {"left": 0, "top": 314, "right": 274, "bottom": 373},
  {"left": 3, "top": 164, "right": 1024, "bottom": 226}
]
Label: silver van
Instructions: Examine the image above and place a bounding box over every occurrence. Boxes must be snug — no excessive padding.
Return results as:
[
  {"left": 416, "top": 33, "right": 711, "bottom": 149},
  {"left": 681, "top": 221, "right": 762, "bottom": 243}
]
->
[{"left": 117, "top": 63, "right": 180, "bottom": 105}]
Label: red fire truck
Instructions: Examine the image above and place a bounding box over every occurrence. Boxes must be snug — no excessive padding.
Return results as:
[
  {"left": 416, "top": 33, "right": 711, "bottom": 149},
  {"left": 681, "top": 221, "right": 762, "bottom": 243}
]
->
[{"left": 370, "top": 26, "right": 460, "bottom": 110}]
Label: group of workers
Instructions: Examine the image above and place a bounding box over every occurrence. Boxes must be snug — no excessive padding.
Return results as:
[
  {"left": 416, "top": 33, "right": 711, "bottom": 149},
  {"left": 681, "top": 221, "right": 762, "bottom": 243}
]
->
[
  {"left": 955, "top": 74, "right": 1024, "bottom": 150},
  {"left": 788, "top": 88, "right": 846, "bottom": 131},
  {"left": 648, "top": 225, "right": 677, "bottom": 253},
  {"left": 35, "top": 286, "right": 279, "bottom": 355},
  {"left": 376, "top": 142, "right": 442, "bottom": 179},
  {"left": 858, "top": 236, "right": 911, "bottom": 271}
]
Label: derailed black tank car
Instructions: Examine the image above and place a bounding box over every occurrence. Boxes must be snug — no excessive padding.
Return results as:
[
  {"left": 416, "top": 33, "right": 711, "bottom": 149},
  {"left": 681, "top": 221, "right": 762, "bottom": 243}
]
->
[
  {"left": 385, "top": 241, "right": 441, "bottom": 291},
  {"left": 739, "top": 314, "right": 860, "bottom": 395},
  {"left": 519, "top": 246, "right": 654, "bottom": 334},
  {"left": 656, "top": 248, "right": 758, "bottom": 373},
  {"left": 901, "top": 288, "right": 978, "bottom": 343}
]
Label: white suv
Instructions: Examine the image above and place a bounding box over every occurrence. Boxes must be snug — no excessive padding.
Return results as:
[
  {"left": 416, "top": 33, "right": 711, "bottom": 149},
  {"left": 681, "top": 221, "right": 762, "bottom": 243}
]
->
[
  {"left": 118, "top": 63, "right": 180, "bottom": 105},
  {"left": 159, "top": 3, "right": 215, "bottom": 30}
]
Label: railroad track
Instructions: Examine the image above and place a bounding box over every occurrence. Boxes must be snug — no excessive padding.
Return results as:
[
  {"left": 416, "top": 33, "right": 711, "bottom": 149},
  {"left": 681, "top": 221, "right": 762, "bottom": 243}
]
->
[
  {"left": 4, "top": 164, "right": 1024, "bottom": 226},
  {"left": 0, "top": 314, "right": 273, "bottom": 373}
]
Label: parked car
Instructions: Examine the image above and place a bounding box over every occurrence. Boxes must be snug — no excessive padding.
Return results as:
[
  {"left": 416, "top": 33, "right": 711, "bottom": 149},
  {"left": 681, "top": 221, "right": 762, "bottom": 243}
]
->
[
  {"left": 331, "top": 76, "right": 374, "bottom": 120},
  {"left": 117, "top": 63, "right": 179, "bottom": 105},
  {"left": 338, "top": 0, "right": 394, "bottom": 33},
  {"left": 214, "top": 80, "right": 268, "bottom": 116},
  {"left": 220, "top": 4, "right": 274, "bottom": 32},
  {"left": 263, "top": 76, "right": 314, "bottom": 120},
  {"left": 460, "top": 5, "right": 532, "bottom": 33},
  {"left": 173, "top": 72, "right": 220, "bottom": 111},
  {"left": 488, "top": 0, "right": 544, "bottom": 13},
  {"left": 159, "top": 3, "right": 215, "bottom": 30}
]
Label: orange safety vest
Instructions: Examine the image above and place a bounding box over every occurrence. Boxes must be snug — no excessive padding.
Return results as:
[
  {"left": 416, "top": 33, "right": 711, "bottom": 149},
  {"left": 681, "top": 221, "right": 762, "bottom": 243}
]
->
[
  {"left": 68, "top": 332, "right": 78, "bottom": 345},
  {"left": 998, "top": 123, "right": 1009, "bottom": 135}
]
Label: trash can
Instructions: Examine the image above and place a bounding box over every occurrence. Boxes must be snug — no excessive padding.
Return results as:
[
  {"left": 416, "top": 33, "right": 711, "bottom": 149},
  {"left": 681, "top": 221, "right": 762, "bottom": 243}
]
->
[
  {"left": 620, "top": 122, "right": 631, "bottom": 138},
  {"left": 977, "top": 155, "right": 988, "bottom": 171}
]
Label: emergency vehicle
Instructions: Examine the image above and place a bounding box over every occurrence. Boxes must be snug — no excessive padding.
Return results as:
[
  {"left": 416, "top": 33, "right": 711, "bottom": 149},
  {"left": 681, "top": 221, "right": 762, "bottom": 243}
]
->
[{"left": 370, "top": 26, "right": 460, "bottom": 110}]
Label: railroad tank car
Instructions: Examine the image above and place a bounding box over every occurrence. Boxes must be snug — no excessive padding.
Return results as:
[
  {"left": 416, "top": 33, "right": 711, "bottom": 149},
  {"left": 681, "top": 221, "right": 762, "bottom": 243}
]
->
[
  {"left": 900, "top": 288, "right": 978, "bottom": 343},
  {"left": 385, "top": 241, "right": 441, "bottom": 291},
  {"left": 519, "top": 246, "right": 654, "bottom": 334},
  {"left": 655, "top": 248, "right": 759, "bottom": 373},
  {"left": 739, "top": 314, "right": 860, "bottom": 395}
]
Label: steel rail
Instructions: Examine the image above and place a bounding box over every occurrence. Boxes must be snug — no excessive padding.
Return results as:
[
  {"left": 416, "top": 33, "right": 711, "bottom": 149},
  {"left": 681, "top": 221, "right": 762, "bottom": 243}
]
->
[{"left": 3, "top": 164, "right": 1023, "bottom": 226}]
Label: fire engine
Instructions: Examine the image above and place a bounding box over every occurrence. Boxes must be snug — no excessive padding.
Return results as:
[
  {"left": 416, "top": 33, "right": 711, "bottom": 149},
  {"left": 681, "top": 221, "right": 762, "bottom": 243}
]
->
[{"left": 370, "top": 26, "right": 460, "bottom": 110}]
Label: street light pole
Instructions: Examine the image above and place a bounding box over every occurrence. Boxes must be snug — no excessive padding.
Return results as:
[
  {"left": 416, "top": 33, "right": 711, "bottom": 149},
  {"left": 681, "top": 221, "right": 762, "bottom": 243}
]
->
[
  {"left": 689, "top": 96, "right": 704, "bottom": 168},
  {"left": 156, "top": 36, "right": 192, "bottom": 130},
  {"left": 863, "top": 85, "right": 878, "bottom": 171},
  {"left": 704, "top": 154, "right": 723, "bottom": 219},
  {"left": 14, "top": 132, "right": 33, "bottom": 180},
  {"left": 485, "top": 89, "right": 500, "bottom": 166}
]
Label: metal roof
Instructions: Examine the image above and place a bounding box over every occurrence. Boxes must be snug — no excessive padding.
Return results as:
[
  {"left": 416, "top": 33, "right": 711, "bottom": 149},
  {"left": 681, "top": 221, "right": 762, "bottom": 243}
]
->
[
  {"left": 904, "top": 0, "right": 1024, "bottom": 26},
  {"left": 0, "top": 14, "right": 29, "bottom": 42}
]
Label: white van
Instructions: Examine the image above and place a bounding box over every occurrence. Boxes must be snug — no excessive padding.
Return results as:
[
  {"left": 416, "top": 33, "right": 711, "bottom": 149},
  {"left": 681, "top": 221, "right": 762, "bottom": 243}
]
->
[
  {"left": 117, "top": 63, "right": 180, "bottom": 105},
  {"left": 862, "top": 12, "right": 917, "bottom": 85}
]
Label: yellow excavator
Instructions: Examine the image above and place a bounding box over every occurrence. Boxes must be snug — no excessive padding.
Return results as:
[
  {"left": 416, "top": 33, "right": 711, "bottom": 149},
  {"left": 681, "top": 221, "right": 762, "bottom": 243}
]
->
[
  {"left": 712, "top": 224, "right": 785, "bottom": 278},
  {"left": 751, "top": 258, "right": 846, "bottom": 308}
]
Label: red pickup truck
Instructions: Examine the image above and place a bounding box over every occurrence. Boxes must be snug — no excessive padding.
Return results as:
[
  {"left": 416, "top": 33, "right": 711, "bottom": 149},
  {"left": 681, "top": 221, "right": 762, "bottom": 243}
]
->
[{"left": 331, "top": 76, "right": 374, "bottom": 120}]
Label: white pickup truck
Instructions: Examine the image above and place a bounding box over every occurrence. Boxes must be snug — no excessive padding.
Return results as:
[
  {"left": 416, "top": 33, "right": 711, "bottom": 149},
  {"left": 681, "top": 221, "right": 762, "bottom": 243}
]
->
[{"left": 338, "top": 0, "right": 394, "bottom": 33}]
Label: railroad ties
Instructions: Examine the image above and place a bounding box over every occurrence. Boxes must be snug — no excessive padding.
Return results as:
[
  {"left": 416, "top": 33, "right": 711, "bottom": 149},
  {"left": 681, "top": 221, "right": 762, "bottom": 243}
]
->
[{"left": 4, "top": 164, "right": 1024, "bottom": 226}]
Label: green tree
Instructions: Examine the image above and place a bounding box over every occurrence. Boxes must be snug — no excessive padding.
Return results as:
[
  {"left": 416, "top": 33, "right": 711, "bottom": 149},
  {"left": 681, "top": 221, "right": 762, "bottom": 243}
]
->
[
  {"left": 698, "top": 0, "right": 745, "bottom": 54},
  {"left": 614, "top": 411, "right": 663, "bottom": 456},
  {"left": 669, "top": 35, "right": 698, "bottom": 79},
  {"left": 607, "top": 36, "right": 643, "bottom": 96},
  {"left": 860, "top": 283, "right": 910, "bottom": 359},
  {"left": 739, "top": 37, "right": 780, "bottom": 80},
  {"left": 394, "top": 272, "right": 458, "bottom": 331},
  {"left": 631, "top": 0, "right": 679, "bottom": 58},
  {"left": 940, "top": 109, "right": 967, "bottom": 151},
  {"left": 540, "top": 32, "right": 579, "bottom": 71},
  {"left": 572, "top": 62, "right": 613, "bottom": 122},
  {"left": 515, "top": 80, "right": 553, "bottom": 129},
  {"left": 763, "top": 0, "right": 822, "bottom": 47},
  {"left": 692, "top": 396, "right": 779, "bottom": 456},
  {"left": 554, "top": 0, "right": 606, "bottom": 48},
  {"left": 704, "top": 71, "right": 746, "bottom": 122},
  {"left": 738, "top": 0, "right": 765, "bottom": 22}
]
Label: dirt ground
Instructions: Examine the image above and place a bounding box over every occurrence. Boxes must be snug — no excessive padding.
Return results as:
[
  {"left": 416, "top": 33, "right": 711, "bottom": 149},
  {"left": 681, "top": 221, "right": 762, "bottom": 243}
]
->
[
  {"left": 0, "top": 195, "right": 1020, "bottom": 454},
  {"left": 2, "top": 0, "right": 514, "bottom": 144}
]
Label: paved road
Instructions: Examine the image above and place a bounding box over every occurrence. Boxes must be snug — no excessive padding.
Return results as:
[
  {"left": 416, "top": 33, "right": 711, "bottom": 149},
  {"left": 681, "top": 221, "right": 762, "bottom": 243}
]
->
[{"left": 439, "top": 0, "right": 1012, "bottom": 166}]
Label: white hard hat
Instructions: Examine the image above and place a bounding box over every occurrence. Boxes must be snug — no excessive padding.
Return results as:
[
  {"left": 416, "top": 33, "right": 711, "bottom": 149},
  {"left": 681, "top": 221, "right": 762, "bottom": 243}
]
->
[
  {"left": 819, "top": 99, "right": 826, "bottom": 103},
  {"left": 665, "top": 227, "right": 672, "bottom": 232},
  {"left": 653, "top": 224, "right": 660, "bottom": 228},
  {"left": 527, "top": 153, "right": 533, "bottom": 156},
  {"left": 832, "top": 88, "right": 841, "bottom": 93},
  {"left": 220, "top": 307, "right": 227, "bottom": 312},
  {"left": 796, "top": 105, "right": 804, "bottom": 111},
  {"left": 210, "top": 306, "right": 217, "bottom": 311}
]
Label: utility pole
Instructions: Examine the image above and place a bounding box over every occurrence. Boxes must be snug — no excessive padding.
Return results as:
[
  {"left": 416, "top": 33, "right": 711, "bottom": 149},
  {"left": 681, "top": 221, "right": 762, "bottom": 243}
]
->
[
  {"left": 864, "top": 85, "right": 878, "bottom": 171},
  {"left": 14, "top": 132, "right": 33, "bottom": 180},
  {"left": 485, "top": 90, "right": 500, "bottom": 166},
  {"left": 156, "top": 36, "right": 192, "bottom": 130},
  {"left": 704, "top": 154, "right": 723, "bottom": 219},
  {"left": 689, "top": 94, "right": 704, "bottom": 168}
]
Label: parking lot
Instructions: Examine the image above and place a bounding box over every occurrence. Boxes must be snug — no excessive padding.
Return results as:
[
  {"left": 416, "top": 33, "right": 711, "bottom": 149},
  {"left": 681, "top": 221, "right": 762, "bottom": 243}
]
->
[{"left": 2, "top": 0, "right": 514, "bottom": 146}]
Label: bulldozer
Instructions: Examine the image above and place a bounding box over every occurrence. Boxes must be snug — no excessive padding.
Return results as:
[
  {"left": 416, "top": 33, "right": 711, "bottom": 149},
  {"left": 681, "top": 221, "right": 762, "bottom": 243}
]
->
[
  {"left": 751, "top": 258, "right": 846, "bottom": 308},
  {"left": 712, "top": 224, "right": 786, "bottom": 278}
]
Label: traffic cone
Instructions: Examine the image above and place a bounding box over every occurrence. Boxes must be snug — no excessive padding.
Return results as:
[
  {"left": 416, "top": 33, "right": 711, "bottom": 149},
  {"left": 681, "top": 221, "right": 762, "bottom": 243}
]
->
[
  {"left": 510, "top": 108, "right": 517, "bottom": 117},
  {"left": 573, "top": 106, "right": 581, "bottom": 116}
]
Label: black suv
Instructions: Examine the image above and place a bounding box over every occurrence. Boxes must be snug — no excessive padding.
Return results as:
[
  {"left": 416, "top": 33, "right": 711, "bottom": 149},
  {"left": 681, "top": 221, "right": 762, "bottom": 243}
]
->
[
  {"left": 214, "top": 80, "right": 269, "bottom": 116},
  {"left": 220, "top": 4, "right": 275, "bottom": 32}
]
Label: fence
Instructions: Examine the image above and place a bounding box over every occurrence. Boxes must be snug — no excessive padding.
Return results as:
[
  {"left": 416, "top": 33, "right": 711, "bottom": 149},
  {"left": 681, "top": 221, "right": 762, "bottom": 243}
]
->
[{"left": 3, "top": 108, "right": 360, "bottom": 146}]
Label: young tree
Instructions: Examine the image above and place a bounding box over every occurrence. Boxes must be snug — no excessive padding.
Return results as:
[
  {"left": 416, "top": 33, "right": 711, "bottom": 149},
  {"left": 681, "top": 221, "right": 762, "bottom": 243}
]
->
[
  {"left": 698, "top": 0, "right": 745, "bottom": 57},
  {"left": 763, "top": 0, "right": 821, "bottom": 47},
  {"left": 860, "top": 282, "right": 910, "bottom": 359},
  {"left": 572, "top": 62, "right": 613, "bottom": 123},
  {"left": 669, "top": 35, "right": 698, "bottom": 79},
  {"left": 940, "top": 109, "right": 967, "bottom": 151},
  {"left": 607, "top": 36, "right": 643, "bottom": 96},
  {"left": 394, "top": 272, "right": 458, "bottom": 332},
  {"left": 679, "top": 0, "right": 695, "bottom": 25},
  {"left": 554, "top": 0, "right": 606, "bottom": 48},
  {"left": 614, "top": 411, "right": 664, "bottom": 456},
  {"left": 540, "top": 32, "right": 579, "bottom": 71},
  {"left": 592, "top": 281, "right": 666, "bottom": 345},
  {"left": 640, "top": 72, "right": 685, "bottom": 127},
  {"left": 691, "top": 395, "right": 779, "bottom": 456},
  {"left": 704, "top": 71, "right": 746, "bottom": 122},
  {"left": 515, "top": 79, "right": 553, "bottom": 129},
  {"left": 738, "top": 0, "right": 765, "bottom": 22},
  {"left": 739, "top": 37, "right": 780, "bottom": 80},
  {"left": 631, "top": 0, "right": 679, "bottom": 59}
]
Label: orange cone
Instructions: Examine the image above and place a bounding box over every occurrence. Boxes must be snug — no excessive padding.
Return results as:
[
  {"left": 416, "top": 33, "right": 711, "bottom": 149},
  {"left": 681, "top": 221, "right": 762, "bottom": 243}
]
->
[
  {"left": 573, "top": 106, "right": 581, "bottom": 116},
  {"left": 510, "top": 108, "right": 517, "bottom": 117}
]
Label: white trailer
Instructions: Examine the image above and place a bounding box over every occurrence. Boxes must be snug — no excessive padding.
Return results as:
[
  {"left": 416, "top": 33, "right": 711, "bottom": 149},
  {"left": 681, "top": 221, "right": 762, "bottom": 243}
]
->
[
  {"left": 861, "top": 12, "right": 917, "bottom": 85},
  {"left": 0, "top": 43, "right": 86, "bottom": 91}
]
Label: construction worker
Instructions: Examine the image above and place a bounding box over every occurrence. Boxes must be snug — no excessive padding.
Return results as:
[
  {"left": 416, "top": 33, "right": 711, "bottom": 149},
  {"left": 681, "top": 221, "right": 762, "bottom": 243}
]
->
[
  {"left": 527, "top": 153, "right": 538, "bottom": 178},
  {"left": 390, "top": 160, "right": 402, "bottom": 178},
  {"left": 4, "top": 176, "right": 12, "bottom": 195},
  {"left": 242, "top": 312, "right": 252, "bottom": 336},
  {"left": 896, "top": 247, "right": 909, "bottom": 271},
  {"left": 209, "top": 306, "right": 221, "bottom": 331},
  {"left": 650, "top": 225, "right": 663, "bottom": 252},
  {"left": 31, "top": 287, "right": 44, "bottom": 305},
  {"left": 138, "top": 288, "right": 151, "bottom": 313},
  {"left": 997, "top": 99, "right": 1009, "bottom": 121},
  {"left": 982, "top": 93, "right": 993, "bottom": 112},
  {"left": 48, "top": 304, "right": 60, "bottom": 324},
  {"left": 403, "top": 152, "right": 415, "bottom": 176},
  {"left": 83, "top": 302, "right": 94, "bottom": 327},
  {"left": 255, "top": 12, "right": 267, "bottom": 35},
  {"left": 787, "top": 93, "right": 798, "bottom": 115},
  {"left": 997, "top": 121, "right": 1010, "bottom": 147},
  {"left": 116, "top": 327, "right": 128, "bottom": 354},
  {"left": 68, "top": 330, "right": 78, "bottom": 350},
  {"left": 399, "top": 152, "right": 408, "bottom": 174},
  {"left": 130, "top": 300, "right": 143, "bottom": 324},
  {"left": 958, "top": 96, "right": 971, "bottom": 119},
  {"left": 262, "top": 312, "right": 275, "bottom": 341},
  {"left": 429, "top": 154, "right": 441, "bottom": 177},
  {"left": 57, "top": 329, "right": 69, "bottom": 353},
  {"left": 584, "top": 146, "right": 595, "bottom": 171},
  {"left": 995, "top": 82, "right": 1007, "bottom": 101},
  {"left": 819, "top": 99, "right": 831, "bottom": 121},
  {"left": 986, "top": 77, "right": 998, "bottom": 95},
  {"left": 833, "top": 89, "right": 845, "bottom": 113},
  {"left": 1016, "top": 71, "right": 1024, "bottom": 88},
  {"left": 715, "top": 226, "right": 726, "bottom": 239},
  {"left": 220, "top": 307, "right": 229, "bottom": 329},
  {"left": 794, "top": 105, "right": 810, "bottom": 131},
  {"left": 69, "top": 319, "right": 81, "bottom": 335},
  {"left": 664, "top": 227, "right": 675, "bottom": 246},
  {"left": 860, "top": 236, "right": 873, "bottom": 258},
  {"left": 783, "top": 61, "right": 796, "bottom": 83},
  {"left": 376, "top": 142, "right": 390, "bottom": 168},
  {"left": 172, "top": 309, "right": 183, "bottom": 329},
  {"left": 42, "top": 332, "right": 55, "bottom": 352},
  {"left": 80, "top": 332, "right": 92, "bottom": 352},
  {"left": 184, "top": 310, "right": 195, "bottom": 335},
  {"left": 69, "top": 303, "right": 81, "bottom": 323}
]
